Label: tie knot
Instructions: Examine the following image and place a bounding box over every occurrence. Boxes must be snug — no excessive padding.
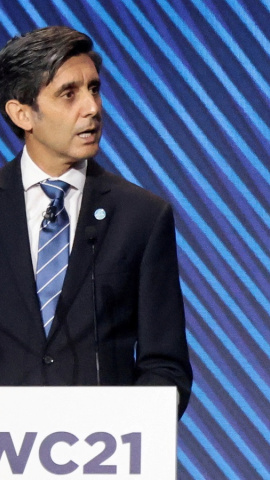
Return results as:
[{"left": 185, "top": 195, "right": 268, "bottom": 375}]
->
[{"left": 40, "top": 180, "right": 70, "bottom": 201}]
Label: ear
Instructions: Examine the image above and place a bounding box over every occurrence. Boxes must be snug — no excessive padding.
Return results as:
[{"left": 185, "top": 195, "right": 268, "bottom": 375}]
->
[{"left": 5, "top": 100, "right": 33, "bottom": 132}]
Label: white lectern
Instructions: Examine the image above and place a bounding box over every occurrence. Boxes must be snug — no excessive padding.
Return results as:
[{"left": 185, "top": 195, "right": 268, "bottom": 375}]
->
[{"left": 0, "top": 386, "right": 177, "bottom": 479}]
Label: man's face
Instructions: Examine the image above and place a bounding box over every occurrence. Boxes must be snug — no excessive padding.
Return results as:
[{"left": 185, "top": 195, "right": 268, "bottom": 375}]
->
[{"left": 25, "top": 54, "right": 102, "bottom": 175}]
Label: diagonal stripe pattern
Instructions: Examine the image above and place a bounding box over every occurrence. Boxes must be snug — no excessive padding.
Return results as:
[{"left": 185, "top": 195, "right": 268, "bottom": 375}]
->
[
  {"left": 36, "top": 180, "right": 70, "bottom": 337},
  {"left": 2, "top": 2, "right": 270, "bottom": 477}
]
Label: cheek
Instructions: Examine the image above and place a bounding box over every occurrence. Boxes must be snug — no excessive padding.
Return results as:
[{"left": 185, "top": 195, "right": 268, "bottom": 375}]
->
[
  {"left": 42, "top": 117, "right": 71, "bottom": 137},
  {"left": 98, "top": 98, "right": 102, "bottom": 113},
  {"left": 32, "top": 120, "right": 69, "bottom": 150}
]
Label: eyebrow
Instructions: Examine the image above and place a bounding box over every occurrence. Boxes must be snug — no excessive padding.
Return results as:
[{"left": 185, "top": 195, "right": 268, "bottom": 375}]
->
[{"left": 54, "top": 78, "right": 101, "bottom": 97}]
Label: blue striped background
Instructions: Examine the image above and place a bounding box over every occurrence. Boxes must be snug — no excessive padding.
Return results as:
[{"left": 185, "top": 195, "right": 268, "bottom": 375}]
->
[{"left": 0, "top": 1, "right": 270, "bottom": 478}]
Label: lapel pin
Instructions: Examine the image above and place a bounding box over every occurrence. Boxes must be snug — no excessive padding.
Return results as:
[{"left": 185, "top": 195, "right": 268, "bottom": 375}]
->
[{"left": 94, "top": 208, "right": 106, "bottom": 220}]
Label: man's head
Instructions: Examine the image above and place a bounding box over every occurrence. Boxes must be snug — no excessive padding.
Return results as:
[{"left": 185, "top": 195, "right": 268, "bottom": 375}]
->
[
  {"left": 0, "top": 26, "right": 103, "bottom": 175},
  {"left": 0, "top": 26, "right": 102, "bottom": 139}
]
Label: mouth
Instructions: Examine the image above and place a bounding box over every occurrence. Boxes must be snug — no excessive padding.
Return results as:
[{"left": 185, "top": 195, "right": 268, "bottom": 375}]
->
[
  {"left": 78, "top": 130, "right": 95, "bottom": 139},
  {"left": 77, "top": 125, "right": 100, "bottom": 140}
]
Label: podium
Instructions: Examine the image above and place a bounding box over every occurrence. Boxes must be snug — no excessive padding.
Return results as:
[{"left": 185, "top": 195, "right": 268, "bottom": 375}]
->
[{"left": 0, "top": 386, "right": 177, "bottom": 479}]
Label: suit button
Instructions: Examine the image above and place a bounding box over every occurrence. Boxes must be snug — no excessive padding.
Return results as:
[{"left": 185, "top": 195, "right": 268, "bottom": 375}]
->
[{"left": 43, "top": 355, "right": 54, "bottom": 365}]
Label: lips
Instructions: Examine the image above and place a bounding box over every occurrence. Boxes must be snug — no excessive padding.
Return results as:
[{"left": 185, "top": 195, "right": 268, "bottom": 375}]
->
[
  {"left": 78, "top": 131, "right": 95, "bottom": 138},
  {"left": 77, "top": 124, "right": 101, "bottom": 142},
  {"left": 78, "top": 123, "right": 99, "bottom": 134}
]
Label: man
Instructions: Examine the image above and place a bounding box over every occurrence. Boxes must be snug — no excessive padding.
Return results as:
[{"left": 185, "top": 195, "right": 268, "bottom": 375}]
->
[{"left": 0, "top": 26, "right": 192, "bottom": 417}]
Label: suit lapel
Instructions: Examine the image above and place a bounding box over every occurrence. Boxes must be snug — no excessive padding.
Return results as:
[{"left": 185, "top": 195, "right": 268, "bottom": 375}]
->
[
  {"left": 0, "top": 156, "right": 43, "bottom": 332},
  {"left": 49, "top": 159, "right": 113, "bottom": 337}
]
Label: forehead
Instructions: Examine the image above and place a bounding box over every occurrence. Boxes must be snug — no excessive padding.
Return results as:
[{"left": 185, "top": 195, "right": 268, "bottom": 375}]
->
[{"left": 43, "top": 54, "right": 99, "bottom": 93}]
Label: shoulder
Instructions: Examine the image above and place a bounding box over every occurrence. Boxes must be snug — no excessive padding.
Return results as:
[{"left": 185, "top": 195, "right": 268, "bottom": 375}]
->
[
  {"left": 93, "top": 162, "right": 170, "bottom": 214},
  {"left": 0, "top": 154, "right": 22, "bottom": 189}
]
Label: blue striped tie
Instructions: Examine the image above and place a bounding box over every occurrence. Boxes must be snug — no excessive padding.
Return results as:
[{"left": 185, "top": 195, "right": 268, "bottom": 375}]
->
[{"left": 36, "top": 180, "right": 70, "bottom": 337}]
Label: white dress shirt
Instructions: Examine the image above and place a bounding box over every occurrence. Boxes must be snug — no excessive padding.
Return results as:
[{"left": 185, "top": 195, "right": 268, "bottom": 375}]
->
[{"left": 21, "top": 146, "right": 87, "bottom": 274}]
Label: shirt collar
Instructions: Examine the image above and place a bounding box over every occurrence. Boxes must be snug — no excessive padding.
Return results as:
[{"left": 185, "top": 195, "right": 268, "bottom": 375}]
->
[{"left": 21, "top": 146, "right": 87, "bottom": 192}]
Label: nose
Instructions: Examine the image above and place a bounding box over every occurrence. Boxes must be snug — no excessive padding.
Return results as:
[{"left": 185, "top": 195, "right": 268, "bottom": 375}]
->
[{"left": 81, "top": 90, "right": 101, "bottom": 117}]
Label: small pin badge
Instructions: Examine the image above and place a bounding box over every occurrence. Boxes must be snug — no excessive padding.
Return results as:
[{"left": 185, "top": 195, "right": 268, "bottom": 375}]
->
[{"left": 94, "top": 208, "right": 106, "bottom": 220}]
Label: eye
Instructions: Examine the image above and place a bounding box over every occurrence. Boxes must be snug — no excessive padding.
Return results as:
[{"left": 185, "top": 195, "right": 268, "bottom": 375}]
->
[
  {"left": 89, "top": 82, "right": 100, "bottom": 95},
  {"left": 63, "top": 90, "right": 75, "bottom": 99}
]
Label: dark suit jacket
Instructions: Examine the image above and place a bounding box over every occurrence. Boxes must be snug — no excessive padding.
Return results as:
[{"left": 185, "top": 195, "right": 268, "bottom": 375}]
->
[{"left": 0, "top": 154, "right": 192, "bottom": 417}]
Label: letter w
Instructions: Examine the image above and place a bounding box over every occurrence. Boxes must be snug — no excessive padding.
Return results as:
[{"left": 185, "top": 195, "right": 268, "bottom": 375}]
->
[{"left": 0, "top": 432, "right": 37, "bottom": 473}]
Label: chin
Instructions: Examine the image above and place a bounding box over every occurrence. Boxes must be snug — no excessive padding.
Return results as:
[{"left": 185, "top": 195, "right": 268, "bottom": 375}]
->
[
  {"left": 70, "top": 146, "right": 99, "bottom": 162},
  {"left": 85, "top": 145, "right": 100, "bottom": 159}
]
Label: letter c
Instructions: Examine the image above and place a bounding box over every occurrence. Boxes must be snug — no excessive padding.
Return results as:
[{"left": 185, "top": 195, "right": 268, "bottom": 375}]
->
[{"left": 39, "top": 432, "right": 79, "bottom": 474}]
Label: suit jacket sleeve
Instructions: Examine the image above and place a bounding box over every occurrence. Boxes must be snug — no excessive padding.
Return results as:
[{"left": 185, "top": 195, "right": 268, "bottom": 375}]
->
[{"left": 134, "top": 202, "right": 192, "bottom": 417}]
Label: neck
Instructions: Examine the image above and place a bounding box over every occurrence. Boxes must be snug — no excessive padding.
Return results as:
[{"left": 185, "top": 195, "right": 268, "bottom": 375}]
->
[{"left": 25, "top": 144, "right": 75, "bottom": 177}]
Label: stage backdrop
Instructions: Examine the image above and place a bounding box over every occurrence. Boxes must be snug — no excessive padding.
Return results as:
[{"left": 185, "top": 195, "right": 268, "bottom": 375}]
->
[{"left": 0, "top": 1, "right": 269, "bottom": 479}]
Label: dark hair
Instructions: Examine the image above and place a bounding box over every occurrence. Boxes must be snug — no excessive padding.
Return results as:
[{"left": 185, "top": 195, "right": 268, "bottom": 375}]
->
[{"left": 0, "top": 26, "right": 102, "bottom": 139}]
